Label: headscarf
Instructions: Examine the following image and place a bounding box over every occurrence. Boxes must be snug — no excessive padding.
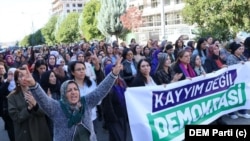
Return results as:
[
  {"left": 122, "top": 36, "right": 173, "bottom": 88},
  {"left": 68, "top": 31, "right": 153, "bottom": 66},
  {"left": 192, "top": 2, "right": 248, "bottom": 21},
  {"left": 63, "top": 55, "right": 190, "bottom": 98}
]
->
[
  {"left": 6, "top": 68, "right": 16, "bottom": 91},
  {"left": 47, "top": 54, "right": 57, "bottom": 70},
  {"left": 5, "top": 55, "right": 15, "bottom": 66},
  {"left": 59, "top": 80, "right": 85, "bottom": 128}
]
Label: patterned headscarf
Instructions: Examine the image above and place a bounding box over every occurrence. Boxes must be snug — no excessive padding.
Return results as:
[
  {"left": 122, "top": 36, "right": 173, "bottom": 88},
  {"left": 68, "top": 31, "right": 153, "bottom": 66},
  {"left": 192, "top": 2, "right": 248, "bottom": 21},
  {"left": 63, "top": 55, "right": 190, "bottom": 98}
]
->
[{"left": 60, "top": 80, "right": 85, "bottom": 127}]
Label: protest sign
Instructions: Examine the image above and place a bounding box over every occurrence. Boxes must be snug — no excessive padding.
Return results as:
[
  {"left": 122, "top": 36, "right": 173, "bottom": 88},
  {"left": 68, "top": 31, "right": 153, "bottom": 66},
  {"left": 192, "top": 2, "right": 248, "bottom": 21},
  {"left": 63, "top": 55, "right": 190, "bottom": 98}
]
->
[{"left": 125, "top": 62, "right": 250, "bottom": 141}]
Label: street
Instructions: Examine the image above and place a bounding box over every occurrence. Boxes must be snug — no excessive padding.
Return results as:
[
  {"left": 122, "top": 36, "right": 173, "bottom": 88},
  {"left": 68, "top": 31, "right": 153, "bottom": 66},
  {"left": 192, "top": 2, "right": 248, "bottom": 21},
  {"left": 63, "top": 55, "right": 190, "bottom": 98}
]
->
[
  {"left": 0, "top": 117, "right": 133, "bottom": 141},
  {"left": 1, "top": 114, "right": 250, "bottom": 141}
]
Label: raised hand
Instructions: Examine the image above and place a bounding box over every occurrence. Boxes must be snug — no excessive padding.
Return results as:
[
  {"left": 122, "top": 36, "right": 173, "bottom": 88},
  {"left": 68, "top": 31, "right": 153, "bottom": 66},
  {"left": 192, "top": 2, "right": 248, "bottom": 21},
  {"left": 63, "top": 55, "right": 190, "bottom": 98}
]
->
[
  {"left": 17, "top": 66, "right": 36, "bottom": 87},
  {"left": 24, "top": 90, "right": 37, "bottom": 110},
  {"left": 112, "top": 57, "right": 123, "bottom": 76},
  {"left": 90, "top": 51, "right": 99, "bottom": 65}
]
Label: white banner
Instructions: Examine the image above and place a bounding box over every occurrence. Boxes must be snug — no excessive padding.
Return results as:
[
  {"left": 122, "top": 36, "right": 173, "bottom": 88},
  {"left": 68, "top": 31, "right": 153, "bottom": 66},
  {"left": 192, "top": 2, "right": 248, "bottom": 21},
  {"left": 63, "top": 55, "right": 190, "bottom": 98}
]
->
[{"left": 125, "top": 62, "right": 250, "bottom": 141}]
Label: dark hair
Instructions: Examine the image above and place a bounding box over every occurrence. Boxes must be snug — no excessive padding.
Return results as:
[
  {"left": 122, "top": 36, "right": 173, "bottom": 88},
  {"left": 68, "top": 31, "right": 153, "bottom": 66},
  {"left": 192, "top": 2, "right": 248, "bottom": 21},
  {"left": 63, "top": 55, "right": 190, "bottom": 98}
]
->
[
  {"left": 196, "top": 38, "right": 207, "bottom": 57},
  {"left": 33, "top": 60, "right": 47, "bottom": 75},
  {"left": 68, "top": 61, "right": 92, "bottom": 87},
  {"left": 122, "top": 48, "right": 133, "bottom": 62},
  {"left": 136, "top": 59, "right": 151, "bottom": 83},
  {"left": 8, "top": 67, "right": 26, "bottom": 96}
]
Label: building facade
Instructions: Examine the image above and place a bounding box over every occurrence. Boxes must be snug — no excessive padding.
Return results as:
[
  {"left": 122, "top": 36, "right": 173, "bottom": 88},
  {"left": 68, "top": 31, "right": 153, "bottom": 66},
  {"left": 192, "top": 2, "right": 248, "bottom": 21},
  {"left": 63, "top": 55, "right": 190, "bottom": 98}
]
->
[
  {"left": 52, "top": 0, "right": 89, "bottom": 16},
  {"left": 127, "top": 0, "right": 196, "bottom": 44}
]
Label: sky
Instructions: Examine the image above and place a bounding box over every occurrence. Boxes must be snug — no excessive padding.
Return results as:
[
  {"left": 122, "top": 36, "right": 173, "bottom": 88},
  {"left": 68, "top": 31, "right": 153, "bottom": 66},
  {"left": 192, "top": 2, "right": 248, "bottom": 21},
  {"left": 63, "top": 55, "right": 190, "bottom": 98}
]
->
[{"left": 0, "top": 0, "right": 51, "bottom": 43}]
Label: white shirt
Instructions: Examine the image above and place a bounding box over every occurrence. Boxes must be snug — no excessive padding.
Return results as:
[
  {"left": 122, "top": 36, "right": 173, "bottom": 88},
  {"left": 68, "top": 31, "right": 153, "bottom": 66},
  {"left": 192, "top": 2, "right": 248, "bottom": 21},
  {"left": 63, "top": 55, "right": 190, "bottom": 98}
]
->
[{"left": 78, "top": 78, "right": 98, "bottom": 121}]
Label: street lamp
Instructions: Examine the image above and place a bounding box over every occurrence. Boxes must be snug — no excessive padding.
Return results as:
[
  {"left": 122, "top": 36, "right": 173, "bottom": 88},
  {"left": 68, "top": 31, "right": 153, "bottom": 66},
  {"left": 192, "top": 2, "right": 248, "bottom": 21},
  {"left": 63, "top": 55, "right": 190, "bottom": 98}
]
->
[
  {"left": 161, "top": 0, "right": 166, "bottom": 41},
  {"left": 21, "top": 12, "right": 40, "bottom": 46}
]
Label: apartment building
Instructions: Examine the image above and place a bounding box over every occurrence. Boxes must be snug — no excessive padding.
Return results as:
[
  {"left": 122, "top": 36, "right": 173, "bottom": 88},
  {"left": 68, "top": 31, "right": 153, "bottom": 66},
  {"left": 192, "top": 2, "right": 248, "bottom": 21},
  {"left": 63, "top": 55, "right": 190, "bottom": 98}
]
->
[
  {"left": 52, "top": 0, "right": 89, "bottom": 16},
  {"left": 127, "top": 0, "right": 196, "bottom": 44}
]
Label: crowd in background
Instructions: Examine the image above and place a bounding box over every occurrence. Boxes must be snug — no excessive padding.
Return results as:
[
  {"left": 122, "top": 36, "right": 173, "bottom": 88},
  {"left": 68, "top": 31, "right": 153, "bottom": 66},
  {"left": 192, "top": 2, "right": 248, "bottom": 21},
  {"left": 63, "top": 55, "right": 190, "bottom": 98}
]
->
[{"left": 0, "top": 35, "right": 250, "bottom": 141}]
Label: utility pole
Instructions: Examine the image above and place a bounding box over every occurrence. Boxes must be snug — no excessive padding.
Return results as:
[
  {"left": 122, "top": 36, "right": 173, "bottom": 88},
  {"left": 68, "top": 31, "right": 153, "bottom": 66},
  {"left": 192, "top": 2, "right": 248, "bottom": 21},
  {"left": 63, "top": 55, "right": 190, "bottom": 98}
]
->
[{"left": 161, "top": 0, "right": 166, "bottom": 41}]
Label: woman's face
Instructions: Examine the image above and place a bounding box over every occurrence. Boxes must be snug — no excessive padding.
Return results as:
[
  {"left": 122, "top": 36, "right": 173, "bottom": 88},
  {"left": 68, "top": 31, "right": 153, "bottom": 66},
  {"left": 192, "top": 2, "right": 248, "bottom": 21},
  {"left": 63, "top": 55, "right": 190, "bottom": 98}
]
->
[
  {"left": 107, "top": 46, "right": 113, "bottom": 54},
  {"left": 66, "top": 83, "right": 80, "bottom": 104},
  {"left": 21, "top": 56, "right": 26, "bottom": 62},
  {"left": 135, "top": 46, "right": 141, "bottom": 54},
  {"left": 144, "top": 48, "right": 150, "bottom": 55},
  {"left": 37, "top": 65, "right": 46, "bottom": 75},
  {"left": 15, "top": 57, "right": 20, "bottom": 62},
  {"left": 66, "top": 54, "right": 71, "bottom": 61},
  {"left": 49, "top": 56, "right": 56, "bottom": 65},
  {"left": 7, "top": 57, "right": 12, "bottom": 63},
  {"left": 49, "top": 72, "right": 57, "bottom": 85},
  {"left": 164, "top": 56, "right": 171, "bottom": 67},
  {"left": 207, "top": 37, "right": 213, "bottom": 45},
  {"left": 72, "top": 63, "right": 86, "bottom": 80},
  {"left": 177, "top": 40, "right": 183, "bottom": 47},
  {"left": 201, "top": 41, "right": 208, "bottom": 50},
  {"left": 140, "top": 61, "right": 151, "bottom": 76},
  {"left": 37, "top": 55, "right": 43, "bottom": 61},
  {"left": 18, "top": 71, "right": 28, "bottom": 87},
  {"left": 195, "top": 56, "right": 202, "bottom": 66},
  {"left": 234, "top": 46, "right": 244, "bottom": 56},
  {"left": 126, "top": 50, "right": 133, "bottom": 61},
  {"left": 77, "top": 54, "right": 85, "bottom": 62},
  {"left": 213, "top": 46, "right": 220, "bottom": 56},
  {"left": 179, "top": 52, "right": 190, "bottom": 64}
]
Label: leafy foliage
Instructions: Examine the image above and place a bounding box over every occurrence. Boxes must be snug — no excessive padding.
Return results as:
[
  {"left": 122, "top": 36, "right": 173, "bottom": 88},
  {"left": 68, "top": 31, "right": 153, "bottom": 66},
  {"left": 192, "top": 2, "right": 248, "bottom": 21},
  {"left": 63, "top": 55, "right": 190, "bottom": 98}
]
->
[
  {"left": 120, "top": 6, "right": 143, "bottom": 32},
  {"left": 182, "top": 0, "right": 250, "bottom": 40},
  {"left": 97, "top": 0, "right": 127, "bottom": 39},
  {"left": 33, "top": 29, "right": 45, "bottom": 45},
  {"left": 55, "top": 12, "right": 80, "bottom": 43},
  {"left": 20, "top": 35, "right": 31, "bottom": 47},
  {"left": 41, "top": 15, "right": 58, "bottom": 45},
  {"left": 80, "top": 0, "right": 104, "bottom": 41}
]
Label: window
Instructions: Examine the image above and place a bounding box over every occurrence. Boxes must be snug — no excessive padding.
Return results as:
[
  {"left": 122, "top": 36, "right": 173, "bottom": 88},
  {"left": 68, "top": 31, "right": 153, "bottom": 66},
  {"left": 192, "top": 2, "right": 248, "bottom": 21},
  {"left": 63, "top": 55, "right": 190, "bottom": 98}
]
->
[
  {"left": 67, "top": 10, "right": 70, "bottom": 13},
  {"left": 77, "top": 3, "right": 82, "bottom": 7},
  {"left": 142, "top": 16, "right": 153, "bottom": 27},
  {"left": 72, "top": 3, "right": 76, "bottom": 7},
  {"left": 66, "top": 4, "right": 69, "bottom": 7},
  {"left": 139, "top": 5, "right": 144, "bottom": 10},
  {"left": 78, "top": 9, "right": 82, "bottom": 12},
  {"left": 154, "top": 14, "right": 161, "bottom": 26},
  {"left": 175, "top": 14, "right": 180, "bottom": 24},
  {"left": 73, "top": 9, "right": 76, "bottom": 12},
  {"left": 175, "top": 0, "right": 182, "bottom": 4},
  {"left": 164, "top": 0, "right": 170, "bottom": 5},
  {"left": 151, "top": 0, "right": 158, "bottom": 8}
]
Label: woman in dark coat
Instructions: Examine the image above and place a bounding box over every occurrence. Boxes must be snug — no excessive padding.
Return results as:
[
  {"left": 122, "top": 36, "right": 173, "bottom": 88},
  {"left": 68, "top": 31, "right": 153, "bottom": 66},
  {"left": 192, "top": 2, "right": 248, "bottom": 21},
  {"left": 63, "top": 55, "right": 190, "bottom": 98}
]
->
[
  {"left": 7, "top": 67, "right": 52, "bottom": 141},
  {"left": 130, "top": 59, "right": 158, "bottom": 87},
  {"left": 102, "top": 64, "right": 128, "bottom": 141}
]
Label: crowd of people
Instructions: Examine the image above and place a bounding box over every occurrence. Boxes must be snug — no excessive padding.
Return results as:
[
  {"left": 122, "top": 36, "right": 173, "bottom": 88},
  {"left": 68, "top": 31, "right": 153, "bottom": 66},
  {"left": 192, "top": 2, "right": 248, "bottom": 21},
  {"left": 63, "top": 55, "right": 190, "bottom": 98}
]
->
[{"left": 0, "top": 36, "right": 250, "bottom": 141}]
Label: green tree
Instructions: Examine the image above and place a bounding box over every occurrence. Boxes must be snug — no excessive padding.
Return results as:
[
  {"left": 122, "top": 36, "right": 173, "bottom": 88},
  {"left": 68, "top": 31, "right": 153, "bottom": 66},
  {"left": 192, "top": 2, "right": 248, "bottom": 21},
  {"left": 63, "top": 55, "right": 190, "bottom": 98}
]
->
[
  {"left": 41, "top": 15, "right": 58, "bottom": 45},
  {"left": 80, "top": 0, "right": 104, "bottom": 41},
  {"left": 182, "top": 0, "right": 250, "bottom": 40},
  {"left": 20, "top": 35, "right": 31, "bottom": 47},
  {"left": 55, "top": 12, "right": 80, "bottom": 43},
  {"left": 97, "top": 0, "right": 127, "bottom": 41},
  {"left": 33, "top": 29, "right": 45, "bottom": 45}
]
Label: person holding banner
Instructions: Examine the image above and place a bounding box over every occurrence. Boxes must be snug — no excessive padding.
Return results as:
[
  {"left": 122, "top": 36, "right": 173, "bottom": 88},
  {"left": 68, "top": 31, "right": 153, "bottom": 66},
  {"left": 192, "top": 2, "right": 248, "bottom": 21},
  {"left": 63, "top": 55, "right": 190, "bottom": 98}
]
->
[
  {"left": 226, "top": 41, "right": 250, "bottom": 119},
  {"left": 154, "top": 53, "right": 182, "bottom": 84},
  {"left": 130, "top": 59, "right": 158, "bottom": 87},
  {"left": 172, "top": 50, "right": 196, "bottom": 81},
  {"left": 14, "top": 57, "right": 123, "bottom": 141}
]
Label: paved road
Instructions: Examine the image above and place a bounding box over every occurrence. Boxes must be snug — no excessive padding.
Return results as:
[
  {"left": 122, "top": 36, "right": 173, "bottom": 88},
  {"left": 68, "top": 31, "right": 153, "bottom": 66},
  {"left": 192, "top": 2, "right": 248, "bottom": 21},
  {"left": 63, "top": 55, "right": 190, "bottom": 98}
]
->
[
  {"left": 0, "top": 117, "right": 132, "bottom": 141},
  {"left": 0, "top": 118, "right": 9, "bottom": 141},
  {"left": 1, "top": 112, "right": 250, "bottom": 141}
]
